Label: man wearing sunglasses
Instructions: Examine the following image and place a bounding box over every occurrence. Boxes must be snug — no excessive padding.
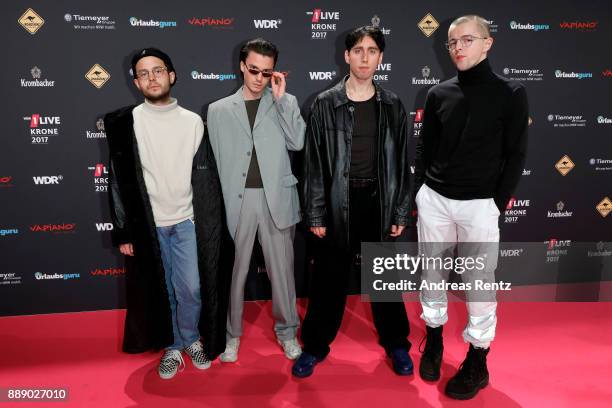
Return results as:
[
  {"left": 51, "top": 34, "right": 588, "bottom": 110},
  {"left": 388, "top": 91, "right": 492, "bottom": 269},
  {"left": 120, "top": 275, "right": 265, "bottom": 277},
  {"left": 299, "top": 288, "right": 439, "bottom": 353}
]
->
[
  {"left": 207, "top": 38, "right": 306, "bottom": 363},
  {"left": 104, "top": 48, "right": 233, "bottom": 379},
  {"left": 413, "top": 15, "right": 528, "bottom": 399},
  {"left": 294, "top": 26, "right": 412, "bottom": 378}
]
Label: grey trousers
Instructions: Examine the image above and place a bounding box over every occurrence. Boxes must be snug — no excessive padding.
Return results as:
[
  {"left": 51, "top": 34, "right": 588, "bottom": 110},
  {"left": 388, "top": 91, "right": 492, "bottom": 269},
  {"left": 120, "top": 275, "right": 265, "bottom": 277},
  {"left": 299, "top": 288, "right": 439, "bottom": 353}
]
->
[{"left": 227, "top": 188, "right": 299, "bottom": 341}]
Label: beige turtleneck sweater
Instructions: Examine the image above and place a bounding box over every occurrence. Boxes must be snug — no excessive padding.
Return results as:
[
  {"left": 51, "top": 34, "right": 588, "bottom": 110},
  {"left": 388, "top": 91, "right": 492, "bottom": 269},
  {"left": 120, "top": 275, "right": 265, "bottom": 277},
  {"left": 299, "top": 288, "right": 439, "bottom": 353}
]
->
[{"left": 132, "top": 98, "right": 203, "bottom": 227}]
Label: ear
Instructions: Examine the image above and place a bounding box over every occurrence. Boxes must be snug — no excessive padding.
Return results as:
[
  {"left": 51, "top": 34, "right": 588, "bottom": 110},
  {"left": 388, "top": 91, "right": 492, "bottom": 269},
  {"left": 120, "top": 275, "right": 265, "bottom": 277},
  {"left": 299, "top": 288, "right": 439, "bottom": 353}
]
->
[
  {"left": 169, "top": 71, "right": 176, "bottom": 85},
  {"left": 239, "top": 61, "right": 246, "bottom": 74},
  {"left": 344, "top": 50, "right": 350, "bottom": 64},
  {"left": 378, "top": 51, "right": 384, "bottom": 65},
  {"left": 483, "top": 36, "right": 494, "bottom": 53},
  {"left": 133, "top": 78, "right": 141, "bottom": 91}
]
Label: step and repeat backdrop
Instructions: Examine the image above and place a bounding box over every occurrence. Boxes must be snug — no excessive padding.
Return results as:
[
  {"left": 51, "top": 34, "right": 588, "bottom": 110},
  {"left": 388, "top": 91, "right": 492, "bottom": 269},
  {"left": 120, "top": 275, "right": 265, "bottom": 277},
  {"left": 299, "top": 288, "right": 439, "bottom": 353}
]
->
[{"left": 1, "top": 1, "right": 610, "bottom": 316}]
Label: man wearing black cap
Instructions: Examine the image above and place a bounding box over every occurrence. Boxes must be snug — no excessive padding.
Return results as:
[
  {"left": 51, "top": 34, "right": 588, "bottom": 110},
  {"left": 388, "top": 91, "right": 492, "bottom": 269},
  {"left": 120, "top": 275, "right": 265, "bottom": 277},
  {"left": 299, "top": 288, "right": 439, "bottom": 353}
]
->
[{"left": 104, "top": 48, "right": 233, "bottom": 380}]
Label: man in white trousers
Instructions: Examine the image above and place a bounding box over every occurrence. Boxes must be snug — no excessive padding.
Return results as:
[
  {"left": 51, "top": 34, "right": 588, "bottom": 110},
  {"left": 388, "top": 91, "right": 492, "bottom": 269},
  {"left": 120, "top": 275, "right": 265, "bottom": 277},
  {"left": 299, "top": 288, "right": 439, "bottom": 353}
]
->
[{"left": 413, "top": 15, "right": 528, "bottom": 399}]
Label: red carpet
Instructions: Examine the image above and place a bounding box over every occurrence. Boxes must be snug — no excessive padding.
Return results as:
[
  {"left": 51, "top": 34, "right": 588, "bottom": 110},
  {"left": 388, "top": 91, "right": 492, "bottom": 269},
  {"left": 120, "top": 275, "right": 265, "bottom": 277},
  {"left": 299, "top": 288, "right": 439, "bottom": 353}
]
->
[{"left": 1, "top": 298, "right": 611, "bottom": 407}]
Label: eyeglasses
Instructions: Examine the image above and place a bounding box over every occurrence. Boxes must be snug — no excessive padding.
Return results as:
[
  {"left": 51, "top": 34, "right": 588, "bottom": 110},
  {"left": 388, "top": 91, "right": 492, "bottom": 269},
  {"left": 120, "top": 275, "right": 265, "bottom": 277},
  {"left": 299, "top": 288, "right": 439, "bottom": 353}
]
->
[
  {"left": 135, "top": 66, "right": 168, "bottom": 80},
  {"left": 445, "top": 35, "right": 488, "bottom": 51},
  {"left": 246, "top": 65, "right": 273, "bottom": 78}
]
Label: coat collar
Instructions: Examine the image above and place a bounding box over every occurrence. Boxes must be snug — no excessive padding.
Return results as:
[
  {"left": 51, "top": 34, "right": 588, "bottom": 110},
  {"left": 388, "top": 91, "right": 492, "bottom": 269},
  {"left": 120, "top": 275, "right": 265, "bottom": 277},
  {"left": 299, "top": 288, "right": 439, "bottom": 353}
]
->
[{"left": 331, "top": 75, "right": 393, "bottom": 108}]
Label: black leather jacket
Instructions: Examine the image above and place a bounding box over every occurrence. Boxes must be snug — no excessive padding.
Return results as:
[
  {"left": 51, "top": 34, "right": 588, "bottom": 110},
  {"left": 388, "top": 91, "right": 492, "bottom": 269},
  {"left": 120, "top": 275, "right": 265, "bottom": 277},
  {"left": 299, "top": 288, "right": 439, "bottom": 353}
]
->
[{"left": 301, "top": 76, "right": 411, "bottom": 248}]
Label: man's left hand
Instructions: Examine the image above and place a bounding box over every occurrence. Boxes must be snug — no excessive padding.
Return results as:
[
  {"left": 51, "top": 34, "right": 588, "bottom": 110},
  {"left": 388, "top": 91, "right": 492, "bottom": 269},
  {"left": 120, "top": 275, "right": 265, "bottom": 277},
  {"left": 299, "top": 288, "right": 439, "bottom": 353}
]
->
[
  {"left": 390, "top": 225, "right": 405, "bottom": 237},
  {"left": 271, "top": 72, "right": 286, "bottom": 101}
]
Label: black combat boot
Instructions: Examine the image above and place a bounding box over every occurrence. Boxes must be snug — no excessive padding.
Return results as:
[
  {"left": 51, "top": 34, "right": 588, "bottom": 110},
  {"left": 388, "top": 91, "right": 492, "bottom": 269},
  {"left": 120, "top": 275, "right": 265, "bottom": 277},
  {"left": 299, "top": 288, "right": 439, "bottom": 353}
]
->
[
  {"left": 418, "top": 325, "right": 443, "bottom": 381},
  {"left": 445, "top": 344, "right": 490, "bottom": 400}
]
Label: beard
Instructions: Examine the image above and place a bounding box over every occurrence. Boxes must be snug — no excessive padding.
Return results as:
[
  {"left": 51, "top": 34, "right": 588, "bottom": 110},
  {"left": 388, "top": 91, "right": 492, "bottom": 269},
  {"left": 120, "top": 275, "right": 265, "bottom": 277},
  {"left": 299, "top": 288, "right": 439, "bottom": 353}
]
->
[{"left": 143, "top": 85, "right": 171, "bottom": 103}]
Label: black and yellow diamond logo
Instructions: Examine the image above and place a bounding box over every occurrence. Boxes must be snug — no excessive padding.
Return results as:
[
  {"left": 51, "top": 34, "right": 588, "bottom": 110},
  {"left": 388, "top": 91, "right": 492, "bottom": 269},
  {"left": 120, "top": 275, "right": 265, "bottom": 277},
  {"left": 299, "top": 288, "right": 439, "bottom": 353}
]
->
[
  {"left": 18, "top": 8, "right": 44, "bottom": 35},
  {"left": 418, "top": 13, "right": 439, "bottom": 37},
  {"left": 85, "top": 64, "right": 111, "bottom": 89},
  {"left": 596, "top": 197, "right": 611, "bottom": 218},
  {"left": 555, "top": 155, "right": 575, "bottom": 176}
]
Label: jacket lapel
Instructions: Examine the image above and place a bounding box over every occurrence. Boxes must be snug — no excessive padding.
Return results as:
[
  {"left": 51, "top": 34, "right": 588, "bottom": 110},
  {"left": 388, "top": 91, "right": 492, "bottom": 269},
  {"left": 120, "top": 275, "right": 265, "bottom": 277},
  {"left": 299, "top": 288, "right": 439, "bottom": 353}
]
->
[
  {"left": 253, "top": 88, "right": 274, "bottom": 131},
  {"left": 230, "top": 87, "right": 253, "bottom": 138}
]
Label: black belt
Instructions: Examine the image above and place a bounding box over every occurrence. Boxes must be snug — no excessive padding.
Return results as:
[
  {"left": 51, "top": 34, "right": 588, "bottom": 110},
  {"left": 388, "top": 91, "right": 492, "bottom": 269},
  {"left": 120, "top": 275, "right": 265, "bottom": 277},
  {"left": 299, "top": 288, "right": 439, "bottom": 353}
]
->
[{"left": 349, "top": 177, "right": 377, "bottom": 188}]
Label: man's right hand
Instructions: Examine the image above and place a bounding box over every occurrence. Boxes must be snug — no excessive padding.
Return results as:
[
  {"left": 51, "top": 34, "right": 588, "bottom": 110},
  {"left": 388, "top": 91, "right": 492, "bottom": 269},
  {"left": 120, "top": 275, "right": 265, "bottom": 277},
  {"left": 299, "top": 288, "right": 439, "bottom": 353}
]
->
[
  {"left": 310, "top": 227, "right": 326, "bottom": 238},
  {"left": 119, "top": 243, "right": 134, "bottom": 256}
]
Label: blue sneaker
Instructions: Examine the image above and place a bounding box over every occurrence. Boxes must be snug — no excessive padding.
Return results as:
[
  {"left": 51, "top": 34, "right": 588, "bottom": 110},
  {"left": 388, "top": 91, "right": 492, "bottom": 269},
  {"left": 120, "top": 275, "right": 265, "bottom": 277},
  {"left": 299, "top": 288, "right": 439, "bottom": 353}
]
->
[
  {"left": 292, "top": 352, "right": 323, "bottom": 378},
  {"left": 388, "top": 348, "right": 414, "bottom": 376}
]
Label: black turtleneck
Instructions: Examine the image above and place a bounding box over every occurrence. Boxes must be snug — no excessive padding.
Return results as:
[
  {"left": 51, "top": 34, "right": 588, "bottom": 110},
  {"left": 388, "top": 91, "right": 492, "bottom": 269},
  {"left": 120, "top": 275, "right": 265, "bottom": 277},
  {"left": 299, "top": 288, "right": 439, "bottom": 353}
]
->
[{"left": 413, "top": 58, "right": 528, "bottom": 211}]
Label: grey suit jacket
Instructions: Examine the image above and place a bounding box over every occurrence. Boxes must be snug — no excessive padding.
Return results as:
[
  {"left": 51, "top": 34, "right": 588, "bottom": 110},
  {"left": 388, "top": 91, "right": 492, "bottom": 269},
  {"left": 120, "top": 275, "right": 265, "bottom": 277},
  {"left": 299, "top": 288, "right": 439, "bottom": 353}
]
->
[{"left": 207, "top": 86, "right": 306, "bottom": 238}]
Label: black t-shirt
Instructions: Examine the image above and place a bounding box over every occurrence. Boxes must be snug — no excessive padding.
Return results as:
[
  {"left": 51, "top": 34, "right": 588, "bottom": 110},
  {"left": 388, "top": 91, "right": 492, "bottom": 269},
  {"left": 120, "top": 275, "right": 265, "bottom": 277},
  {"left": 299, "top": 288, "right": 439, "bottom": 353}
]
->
[
  {"left": 244, "top": 98, "right": 263, "bottom": 188},
  {"left": 349, "top": 94, "right": 378, "bottom": 178}
]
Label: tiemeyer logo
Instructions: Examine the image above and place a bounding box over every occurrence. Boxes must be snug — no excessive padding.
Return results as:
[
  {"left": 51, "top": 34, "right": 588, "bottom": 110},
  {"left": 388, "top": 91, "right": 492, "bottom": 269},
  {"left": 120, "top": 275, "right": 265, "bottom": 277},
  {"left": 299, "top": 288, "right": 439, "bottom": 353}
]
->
[
  {"left": 502, "top": 67, "right": 543, "bottom": 81},
  {"left": 0, "top": 228, "right": 19, "bottom": 237},
  {"left": 91, "top": 267, "right": 125, "bottom": 277},
  {"left": 544, "top": 239, "right": 571, "bottom": 263},
  {"left": 33, "top": 175, "right": 63, "bottom": 185},
  {"left": 87, "top": 118, "right": 106, "bottom": 139},
  {"left": 504, "top": 197, "right": 530, "bottom": 224},
  {"left": 555, "top": 70, "right": 593, "bottom": 79},
  {"left": 547, "top": 201, "right": 573, "bottom": 218},
  {"left": 547, "top": 113, "right": 586, "bottom": 128},
  {"left": 24, "top": 113, "right": 61, "bottom": 144},
  {"left": 509, "top": 21, "right": 550, "bottom": 31},
  {"left": 371, "top": 15, "right": 391, "bottom": 35},
  {"left": 65, "top": 13, "right": 116, "bottom": 30},
  {"left": 597, "top": 116, "right": 612, "bottom": 124},
  {"left": 95, "top": 222, "right": 114, "bottom": 232},
  {"left": 18, "top": 8, "right": 44, "bottom": 34},
  {"left": 130, "top": 17, "right": 177, "bottom": 29},
  {"left": 35, "top": 272, "right": 80, "bottom": 280},
  {"left": 88, "top": 164, "right": 108, "bottom": 192},
  {"left": 191, "top": 71, "right": 236, "bottom": 81},
  {"left": 20, "top": 66, "right": 55, "bottom": 87},
  {"left": 85, "top": 64, "right": 111, "bottom": 88},
  {"left": 30, "top": 223, "right": 76, "bottom": 233},
  {"left": 555, "top": 155, "right": 575, "bottom": 176},
  {"left": 417, "top": 13, "right": 439, "bottom": 37},
  {"left": 596, "top": 197, "right": 611, "bottom": 218},
  {"left": 1, "top": 273, "right": 22, "bottom": 286},
  {"left": 410, "top": 109, "right": 424, "bottom": 138},
  {"left": 559, "top": 21, "right": 597, "bottom": 30},
  {"left": 0, "top": 176, "right": 14, "bottom": 188},
  {"left": 253, "top": 19, "right": 281, "bottom": 29},
  {"left": 412, "top": 65, "right": 440, "bottom": 85},
  {"left": 374, "top": 63, "right": 392, "bottom": 82},
  {"left": 188, "top": 17, "right": 234, "bottom": 29},
  {"left": 306, "top": 8, "right": 340, "bottom": 39},
  {"left": 589, "top": 158, "right": 612, "bottom": 172},
  {"left": 308, "top": 71, "right": 336, "bottom": 81},
  {"left": 522, "top": 168, "right": 532, "bottom": 176}
]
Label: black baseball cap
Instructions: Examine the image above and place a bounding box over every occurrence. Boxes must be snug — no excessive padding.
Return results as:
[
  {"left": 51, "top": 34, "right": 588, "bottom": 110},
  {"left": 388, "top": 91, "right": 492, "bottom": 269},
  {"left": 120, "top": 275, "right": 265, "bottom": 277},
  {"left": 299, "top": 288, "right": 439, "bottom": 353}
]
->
[{"left": 131, "top": 47, "right": 176, "bottom": 83}]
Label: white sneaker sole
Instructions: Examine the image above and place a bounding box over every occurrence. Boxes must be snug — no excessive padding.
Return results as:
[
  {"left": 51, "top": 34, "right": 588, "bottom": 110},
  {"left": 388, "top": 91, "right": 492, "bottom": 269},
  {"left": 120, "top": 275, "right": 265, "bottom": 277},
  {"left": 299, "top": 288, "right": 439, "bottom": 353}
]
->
[
  {"left": 192, "top": 360, "right": 212, "bottom": 370},
  {"left": 220, "top": 353, "right": 238, "bottom": 363},
  {"left": 158, "top": 370, "right": 178, "bottom": 380}
]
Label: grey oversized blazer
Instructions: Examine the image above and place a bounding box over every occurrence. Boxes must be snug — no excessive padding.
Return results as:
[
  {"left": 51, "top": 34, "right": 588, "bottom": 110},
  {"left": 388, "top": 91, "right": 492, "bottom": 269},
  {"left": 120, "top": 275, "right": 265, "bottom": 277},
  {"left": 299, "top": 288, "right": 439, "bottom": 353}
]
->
[{"left": 207, "top": 86, "right": 306, "bottom": 238}]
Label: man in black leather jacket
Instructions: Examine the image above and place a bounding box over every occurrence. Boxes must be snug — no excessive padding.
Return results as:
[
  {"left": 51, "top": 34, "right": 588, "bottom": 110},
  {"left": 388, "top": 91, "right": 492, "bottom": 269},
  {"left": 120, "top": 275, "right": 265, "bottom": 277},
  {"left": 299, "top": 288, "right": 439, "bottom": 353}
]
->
[{"left": 293, "top": 26, "right": 413, "bottom": 378}]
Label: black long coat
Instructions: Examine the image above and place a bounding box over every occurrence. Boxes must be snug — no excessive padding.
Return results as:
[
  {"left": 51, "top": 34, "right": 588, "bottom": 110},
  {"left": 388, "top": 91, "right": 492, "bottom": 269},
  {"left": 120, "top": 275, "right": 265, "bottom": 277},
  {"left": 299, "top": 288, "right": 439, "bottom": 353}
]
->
[{"left": 104, "top": 105, "right": 233, "bottom": 359}]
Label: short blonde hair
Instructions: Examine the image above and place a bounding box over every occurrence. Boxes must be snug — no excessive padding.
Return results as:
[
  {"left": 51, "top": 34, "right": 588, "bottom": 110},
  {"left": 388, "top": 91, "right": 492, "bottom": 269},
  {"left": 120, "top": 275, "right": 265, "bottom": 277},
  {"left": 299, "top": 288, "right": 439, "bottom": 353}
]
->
[{"left": 449, "top": 15, "right": 491, "bottom": 37}]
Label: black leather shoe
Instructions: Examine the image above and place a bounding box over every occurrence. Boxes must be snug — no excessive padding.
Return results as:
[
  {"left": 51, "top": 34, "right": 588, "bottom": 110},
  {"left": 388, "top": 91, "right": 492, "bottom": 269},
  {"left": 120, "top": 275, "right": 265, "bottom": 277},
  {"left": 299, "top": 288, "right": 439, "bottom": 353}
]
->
[
  {"left": 419, "top": 325, "right": 443, "bottom": 381},
  {"left": 388, "top": 347, "right": 414, "bottom": 376},
  {"left": 292, "top": 352, "right": 323, "bottom": 378},
  {"left": 445, "top": 344, "right": 490, "bottom": 400}
]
